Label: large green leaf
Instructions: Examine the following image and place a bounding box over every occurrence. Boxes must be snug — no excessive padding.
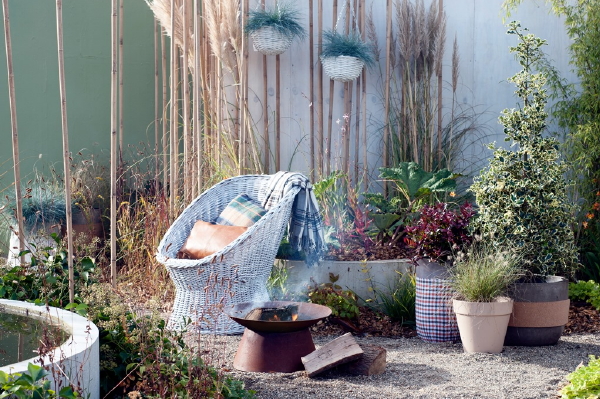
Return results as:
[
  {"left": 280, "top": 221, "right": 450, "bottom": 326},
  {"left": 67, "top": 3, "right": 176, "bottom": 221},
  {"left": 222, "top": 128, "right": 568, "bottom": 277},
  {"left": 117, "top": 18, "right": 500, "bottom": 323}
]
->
[{"left": 379, "top": 162, "right": 458, "bottom": 203}]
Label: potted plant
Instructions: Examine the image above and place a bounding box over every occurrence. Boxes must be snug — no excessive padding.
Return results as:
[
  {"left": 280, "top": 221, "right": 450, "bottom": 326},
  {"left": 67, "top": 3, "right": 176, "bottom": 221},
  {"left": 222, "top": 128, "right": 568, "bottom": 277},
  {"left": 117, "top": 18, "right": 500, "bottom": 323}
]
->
[
  {"left": 469, "top": 22, "right": 580, "bottom": 346},
  {"left": 404, "top": 201, "right": 475, "bottom": 343},
  {"left": 245, "top": 3, "right": 306, "bottom": 55},
  {"left": 450, "top": 245, "right": 523, "bottom": 353},
  {"left": 4, "top": 182, "right": 67, "bottom": 265},
  {"left": 320, "top": 30, "right": 375, "bottom": 82}
]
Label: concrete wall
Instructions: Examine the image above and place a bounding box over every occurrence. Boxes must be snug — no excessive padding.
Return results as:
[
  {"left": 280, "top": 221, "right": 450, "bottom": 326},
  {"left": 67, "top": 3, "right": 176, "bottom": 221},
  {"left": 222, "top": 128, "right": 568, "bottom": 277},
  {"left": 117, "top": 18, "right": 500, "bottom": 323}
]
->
[
  {"left": 0, "top": 0, "right": 575, "bottom": 186},
  {"left": 0, "top": 0, "right": 157, "bottom": 192}
]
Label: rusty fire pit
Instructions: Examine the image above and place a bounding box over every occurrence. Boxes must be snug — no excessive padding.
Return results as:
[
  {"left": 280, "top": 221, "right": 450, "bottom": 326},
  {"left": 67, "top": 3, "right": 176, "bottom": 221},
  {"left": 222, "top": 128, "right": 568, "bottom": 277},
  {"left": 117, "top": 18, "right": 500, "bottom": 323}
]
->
[{"left": 226, "top": 301, "right": 331, "bottom": 373}]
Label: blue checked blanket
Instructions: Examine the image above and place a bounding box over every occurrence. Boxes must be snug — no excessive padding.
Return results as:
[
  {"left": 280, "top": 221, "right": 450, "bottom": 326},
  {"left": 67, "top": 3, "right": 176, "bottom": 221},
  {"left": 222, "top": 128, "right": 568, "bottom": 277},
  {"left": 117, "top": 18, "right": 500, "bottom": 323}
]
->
[{"left": 259, "top": 171, "right": 327, "bottom": 266}]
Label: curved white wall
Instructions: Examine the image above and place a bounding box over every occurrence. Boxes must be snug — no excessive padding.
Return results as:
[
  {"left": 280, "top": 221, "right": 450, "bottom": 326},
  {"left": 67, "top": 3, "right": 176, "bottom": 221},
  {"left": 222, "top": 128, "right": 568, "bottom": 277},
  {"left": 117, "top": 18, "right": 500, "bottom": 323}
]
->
[{"left": 0, "top": 300, "right": 99, "bottom": 399}]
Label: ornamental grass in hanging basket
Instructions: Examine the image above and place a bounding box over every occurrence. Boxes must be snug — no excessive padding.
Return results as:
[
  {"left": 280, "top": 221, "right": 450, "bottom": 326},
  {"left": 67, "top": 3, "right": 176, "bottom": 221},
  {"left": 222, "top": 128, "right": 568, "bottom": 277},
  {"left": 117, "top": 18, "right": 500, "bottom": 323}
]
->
[
  {"left": 320, "top": 30, "right": 374, "bottom": 82},
  {"left": 245, "top": 4, "right": 306, "bottom": 55}
]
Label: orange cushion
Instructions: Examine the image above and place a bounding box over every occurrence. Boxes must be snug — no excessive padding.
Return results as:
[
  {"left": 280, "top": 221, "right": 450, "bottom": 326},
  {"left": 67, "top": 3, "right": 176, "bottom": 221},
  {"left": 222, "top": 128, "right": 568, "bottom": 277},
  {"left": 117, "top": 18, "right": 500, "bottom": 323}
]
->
[{"left": 176, "top": 220, "right": 247, "bottom": 259}]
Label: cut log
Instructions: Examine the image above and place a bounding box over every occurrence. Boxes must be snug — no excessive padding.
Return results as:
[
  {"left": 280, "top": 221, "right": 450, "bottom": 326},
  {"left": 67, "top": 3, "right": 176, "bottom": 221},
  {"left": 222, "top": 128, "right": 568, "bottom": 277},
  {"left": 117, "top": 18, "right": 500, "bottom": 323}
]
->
[
  {"left": 339, "top": 344, "right": 386, "bottom": 376},
  {"left": 301, "top": 333, "right": 363, "bottom": 377},
  {"left": 244, "top": 305, "right": 298, "bottom": 321}
]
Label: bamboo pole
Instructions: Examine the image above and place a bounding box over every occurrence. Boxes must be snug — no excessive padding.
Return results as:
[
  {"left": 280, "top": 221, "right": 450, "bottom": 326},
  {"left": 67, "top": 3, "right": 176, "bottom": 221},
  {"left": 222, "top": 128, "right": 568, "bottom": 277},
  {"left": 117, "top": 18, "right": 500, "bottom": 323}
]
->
[
  {"left": 317, "top": 0, "right": 323, "bottom": 178},
  {"left": 436, "top": 0, "right": 443, "bottom": 167},
  {"left": 383, "top": 0, "right": 392, "bottom": 172},
  {"left": 262, "top": 0, "right": 269, "bottom": 173},
  {"left": 353, "top": 0, "right": 361, "bottom": 183},
  {"left": 309, "top": 0, "right": 315, "bottom": 181},
  {"left": 342, "top": 1, "right": 351, "bottom": 178},
  {"left": 2, "top": 0, "right": 25, "bottom": 265},
  {"left": 161, "top": 29, "right": 168, "bottom": 198},
  {"left": 110, "top": 0, "right": 118, "bottom": 288},
  {"left": 241, "top": 0, "right": 249, "bottom": 174},
  {"left": 154, "top": 19, "right": 160, "bottom": 192},
  {"left": 326, "top": 0, "right": 337, "bottom": 176},
  {"left": 360, "top": 0, "right": 367, "bottom": 191},
  {"left": 275, "top": 53, "right": 281, "bottom": 172},
  {"left": 194, "top": 0, "right": 202, "bottom": 194},
  {"left": 55, "top": 0, "right": 74, "bottom": 302},
  {"left": 182, "top": 0, "right": 191, "bottom": 203},
  {"left": 119, "top": 0, "right": 124, "bottom": 152},
  {"left": 169, "top": 0, "right": 177, "bottom": 218}
]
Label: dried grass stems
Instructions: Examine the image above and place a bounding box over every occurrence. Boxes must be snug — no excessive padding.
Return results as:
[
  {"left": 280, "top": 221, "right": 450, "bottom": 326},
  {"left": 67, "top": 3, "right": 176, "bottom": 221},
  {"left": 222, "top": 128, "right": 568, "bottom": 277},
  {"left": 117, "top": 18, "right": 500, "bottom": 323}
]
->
[
  {"left": 366, "top": 0, "right": 489, "bottom": 178},
  {"left": 147, "top": 0, "right": 263, "bottom": 203},
  {"left": 449, "top": 244, "right": 524, "bottom": 303}
]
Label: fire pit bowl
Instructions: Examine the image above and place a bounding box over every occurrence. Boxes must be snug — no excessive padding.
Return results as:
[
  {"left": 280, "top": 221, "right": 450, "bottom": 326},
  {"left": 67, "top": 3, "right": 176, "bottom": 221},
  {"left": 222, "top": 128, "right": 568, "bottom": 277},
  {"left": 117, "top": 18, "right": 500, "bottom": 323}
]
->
[
  {"left": 226, "top": 301, "right": 331, "bottom": 333},
  {"left": 226, "top": 301, "right": 332, "bottom": 373}
]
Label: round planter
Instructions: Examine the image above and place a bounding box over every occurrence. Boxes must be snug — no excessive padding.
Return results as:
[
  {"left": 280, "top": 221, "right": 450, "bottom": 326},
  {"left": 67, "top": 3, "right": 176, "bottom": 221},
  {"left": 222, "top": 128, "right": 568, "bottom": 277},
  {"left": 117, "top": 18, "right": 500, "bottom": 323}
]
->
[
  {"left": 415, "top": 259, "right": 459, "bottom": 343},
  {"left": 71, "top": 207, "right": 104, "bottom": 240},
  {"left": 320, "top": 55, "right": 365, "bottom": 82},
  {"left": 250, "top": 26, "right": 293, "bottom": 55},
  {"left": 453, "top": 298, "right": 513, "bottom": 353},
  {"left": 504, "top": 276, "right": 569, "bottom": 346}
]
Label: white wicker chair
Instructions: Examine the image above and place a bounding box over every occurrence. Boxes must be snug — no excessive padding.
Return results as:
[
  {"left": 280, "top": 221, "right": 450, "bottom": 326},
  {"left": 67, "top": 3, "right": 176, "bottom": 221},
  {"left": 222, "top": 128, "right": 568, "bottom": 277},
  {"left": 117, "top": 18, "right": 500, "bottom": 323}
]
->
[{"left": 156, "top": 175, "right": 300, "bottom": 334}]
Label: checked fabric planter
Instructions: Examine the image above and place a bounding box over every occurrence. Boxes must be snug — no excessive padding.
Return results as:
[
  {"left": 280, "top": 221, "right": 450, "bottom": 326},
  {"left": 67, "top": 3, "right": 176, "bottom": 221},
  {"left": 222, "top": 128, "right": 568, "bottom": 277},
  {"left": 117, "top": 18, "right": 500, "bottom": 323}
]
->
[{"left": 415, "top": 259, "right": 459, "bottom": 343}]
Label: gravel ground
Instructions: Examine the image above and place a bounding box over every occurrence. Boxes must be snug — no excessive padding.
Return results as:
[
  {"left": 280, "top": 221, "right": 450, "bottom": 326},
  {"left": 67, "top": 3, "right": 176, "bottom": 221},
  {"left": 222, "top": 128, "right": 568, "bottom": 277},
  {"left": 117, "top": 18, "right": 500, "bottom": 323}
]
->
[{"left": 190, "top": 333, "right": 600, "bottom": 399}]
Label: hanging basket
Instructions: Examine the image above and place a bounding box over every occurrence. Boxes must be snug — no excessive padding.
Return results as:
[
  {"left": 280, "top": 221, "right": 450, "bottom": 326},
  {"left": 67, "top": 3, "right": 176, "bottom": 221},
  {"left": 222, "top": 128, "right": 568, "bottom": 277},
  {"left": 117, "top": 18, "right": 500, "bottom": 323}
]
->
[
  {"left": 250, "top": 26, "right": 293, "bottom": 55},
  {"left": 320, "top": 55, "right": 365, "bottom": 82}
]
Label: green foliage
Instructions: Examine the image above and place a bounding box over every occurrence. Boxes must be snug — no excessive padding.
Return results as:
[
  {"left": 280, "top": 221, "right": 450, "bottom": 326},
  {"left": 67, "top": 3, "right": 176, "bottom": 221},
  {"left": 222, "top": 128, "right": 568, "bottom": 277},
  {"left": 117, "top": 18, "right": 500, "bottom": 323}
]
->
[
  {"left": 0, "top": 364, "right": 79, "bottom": 398},
  {"left": 0, "top": 235, "right": 96, "bottom": 310},
  {"left": 364, "top": 163, "right": 459, "bottom": 214},
  {"left": 449, "top": 244, "right": 524, "bottom": 302},
  {"left": 321, "top": 30, "right": 375, "bottom": 67},
  {"left": 244, "top": 3, "right": 306, "bottom": 40},
  {"left": 308, "top": 273, "right": 360, "bottom": 320},
  {"left": 560, "top": 355, "right": 600, "bottom": 399},
  {"left": 470, "top": 22, "right": 579, "bottom": 278},
  {"left": 569, "top": 280, "right": 600, "bottom": 310},
  {"left": 369, "top": 270, "right": 416, "bottom": 326},
  {"left": 81, "top": 283, "right": 255, "bottom": 398}
]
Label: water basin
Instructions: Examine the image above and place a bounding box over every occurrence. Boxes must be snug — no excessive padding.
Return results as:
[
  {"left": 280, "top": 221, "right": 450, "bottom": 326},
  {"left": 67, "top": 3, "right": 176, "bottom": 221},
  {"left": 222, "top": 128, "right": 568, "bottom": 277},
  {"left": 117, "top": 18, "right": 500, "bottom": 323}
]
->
[{"left": 0, "top": 311, "right": 68, "bottom": 366}]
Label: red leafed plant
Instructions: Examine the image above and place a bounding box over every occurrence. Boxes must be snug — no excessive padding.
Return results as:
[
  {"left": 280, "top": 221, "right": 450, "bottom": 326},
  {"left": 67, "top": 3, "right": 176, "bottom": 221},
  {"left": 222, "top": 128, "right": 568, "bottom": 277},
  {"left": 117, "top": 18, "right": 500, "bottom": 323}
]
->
[{"left": 405, "top": 202, "right": 476, "bottom": 263}]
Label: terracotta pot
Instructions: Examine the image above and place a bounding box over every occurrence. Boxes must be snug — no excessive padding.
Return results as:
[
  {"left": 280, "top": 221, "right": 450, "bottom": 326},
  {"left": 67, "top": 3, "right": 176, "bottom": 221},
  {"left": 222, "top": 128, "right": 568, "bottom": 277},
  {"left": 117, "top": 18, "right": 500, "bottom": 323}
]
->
[
  {"left": 415, "top": 259, "right": 459, "bottom": 343},
  {"left": 504, "top": 276, "right": 569, "bottom": 346},
  {"left": 453, "top": 298, "right": 513, "bottom": 353},
  {"left": 70, "top": 207, "right": 104, "bottom": 240}
]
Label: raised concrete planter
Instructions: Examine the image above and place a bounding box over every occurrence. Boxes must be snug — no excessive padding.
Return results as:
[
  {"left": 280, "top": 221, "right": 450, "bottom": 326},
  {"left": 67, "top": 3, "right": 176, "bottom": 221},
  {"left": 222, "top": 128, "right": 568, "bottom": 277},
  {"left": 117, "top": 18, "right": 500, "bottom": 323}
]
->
[
  {"left": 0, "top": 300, "right": 100, "bottom": 399},
  {"left": 277, "top": 259, "right": 412, "bottom": 301}
]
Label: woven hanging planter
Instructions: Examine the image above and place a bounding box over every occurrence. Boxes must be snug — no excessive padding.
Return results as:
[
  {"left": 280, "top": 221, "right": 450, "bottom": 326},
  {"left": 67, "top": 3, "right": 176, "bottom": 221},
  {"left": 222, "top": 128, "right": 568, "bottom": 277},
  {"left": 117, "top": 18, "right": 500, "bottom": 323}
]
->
[
  {"left": 320, "top": 55, "right": 365, "bottom": 82},
  {"left": 250, "top": 26, "right": 293, "bottom": 55}
]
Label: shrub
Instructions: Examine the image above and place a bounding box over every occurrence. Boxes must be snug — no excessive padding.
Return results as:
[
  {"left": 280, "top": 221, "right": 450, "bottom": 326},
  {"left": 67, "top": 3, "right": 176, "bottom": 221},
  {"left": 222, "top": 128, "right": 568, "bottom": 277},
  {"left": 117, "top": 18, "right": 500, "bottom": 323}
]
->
[
  {"left": 569, "top": 280, "right": 600, "bottom": 310},
  {"left": 404, "top": 202, "right": 475, "bottom": 263},
  {"left": 307, "top": 273, "right": 360, "bottom": 320},
  {"left": 470, "top": 22, "right": 579, "bottom": 278},
  {"left": 560, "top": 355, "right": 600, "bottom": 399}
]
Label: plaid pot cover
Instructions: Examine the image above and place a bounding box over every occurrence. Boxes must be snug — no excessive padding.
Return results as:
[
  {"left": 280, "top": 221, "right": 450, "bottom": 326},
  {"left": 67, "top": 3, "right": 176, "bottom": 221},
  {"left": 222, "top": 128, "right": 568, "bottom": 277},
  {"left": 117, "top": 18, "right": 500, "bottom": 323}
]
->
[{"left": 415, "top": 277, "right": 459, "bottom": 342}]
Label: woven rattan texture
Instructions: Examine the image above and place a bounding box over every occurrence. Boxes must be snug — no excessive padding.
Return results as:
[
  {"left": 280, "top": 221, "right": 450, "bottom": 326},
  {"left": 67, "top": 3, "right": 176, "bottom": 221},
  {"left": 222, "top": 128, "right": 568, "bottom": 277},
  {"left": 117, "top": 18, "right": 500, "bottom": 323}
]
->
[
  {"left": 320, "top": 55, "right": 364, "bottom": 82},
  {"left": 157, "top": 175, "right": 300, "bottom": 334},
  {"left": 251, "top": 26, "right": 293, "bottom": 55}
]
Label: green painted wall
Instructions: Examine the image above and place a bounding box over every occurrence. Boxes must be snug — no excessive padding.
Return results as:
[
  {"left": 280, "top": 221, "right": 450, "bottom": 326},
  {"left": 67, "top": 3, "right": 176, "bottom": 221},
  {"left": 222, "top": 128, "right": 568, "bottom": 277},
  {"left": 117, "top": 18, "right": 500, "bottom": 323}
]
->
[{"left": 0, "top": 0, "right": 157, "bottom": 192}]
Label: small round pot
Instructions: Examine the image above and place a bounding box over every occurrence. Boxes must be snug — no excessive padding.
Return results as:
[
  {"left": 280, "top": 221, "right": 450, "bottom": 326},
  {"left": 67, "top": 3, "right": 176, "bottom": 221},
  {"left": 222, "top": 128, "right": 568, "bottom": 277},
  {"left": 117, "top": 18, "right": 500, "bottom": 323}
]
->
[
  {"left": 250, "top": 26, "right": 293, "bottom": 55},
  {"left": 453, "top": 298, "right": 513, "bottom": 354}
]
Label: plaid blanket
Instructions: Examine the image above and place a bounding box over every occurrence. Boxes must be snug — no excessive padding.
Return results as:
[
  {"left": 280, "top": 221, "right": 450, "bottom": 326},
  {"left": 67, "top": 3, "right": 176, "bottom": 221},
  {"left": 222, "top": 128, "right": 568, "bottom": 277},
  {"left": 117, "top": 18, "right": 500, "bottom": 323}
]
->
[{"left": 260, "top": 171, "right": 327, "bottom": 265}]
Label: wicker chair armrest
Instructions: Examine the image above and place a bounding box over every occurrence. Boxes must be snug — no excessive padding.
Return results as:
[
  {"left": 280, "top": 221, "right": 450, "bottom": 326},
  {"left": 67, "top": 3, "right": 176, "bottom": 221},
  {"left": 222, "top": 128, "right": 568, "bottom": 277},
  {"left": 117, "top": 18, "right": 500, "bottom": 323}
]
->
[{"left": 158, "top": 181, "right": 299, "bottom": 268}]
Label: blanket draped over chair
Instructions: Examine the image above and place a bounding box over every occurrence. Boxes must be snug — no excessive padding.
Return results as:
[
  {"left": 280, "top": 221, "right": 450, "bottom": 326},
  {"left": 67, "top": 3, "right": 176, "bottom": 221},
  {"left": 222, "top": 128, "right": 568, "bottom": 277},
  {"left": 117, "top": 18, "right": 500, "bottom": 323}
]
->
[
  {"left": 156, "top": 173, "right": 326, "bottom": 334},
  {"left": 259, "top": 171, "right": 327, "bottom": 265}
]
